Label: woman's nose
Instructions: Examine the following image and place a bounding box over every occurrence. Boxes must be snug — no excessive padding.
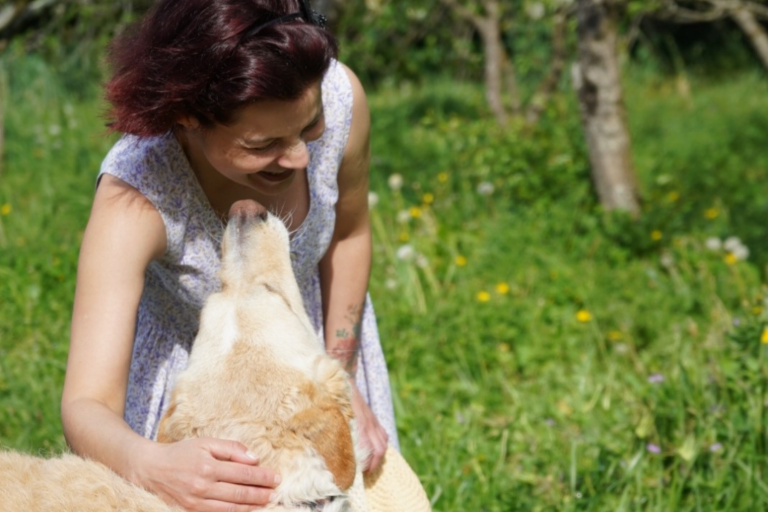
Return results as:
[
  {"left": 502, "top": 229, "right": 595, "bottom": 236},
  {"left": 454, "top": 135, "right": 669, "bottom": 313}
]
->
[{"left": 278, "top": 140, "right": 310, "bottom": 169}]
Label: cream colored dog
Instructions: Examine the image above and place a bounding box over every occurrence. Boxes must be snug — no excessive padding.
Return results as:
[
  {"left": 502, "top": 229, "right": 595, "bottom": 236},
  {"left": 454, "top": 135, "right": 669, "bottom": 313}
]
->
[{"left": 0, "top": 199, "right": 368, "bottom": 512}]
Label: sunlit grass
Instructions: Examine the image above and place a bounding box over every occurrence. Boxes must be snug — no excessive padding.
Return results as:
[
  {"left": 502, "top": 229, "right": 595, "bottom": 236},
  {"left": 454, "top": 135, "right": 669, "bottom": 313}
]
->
[{"left": 1, "top": 49, "right": 767, "bottom": 511}]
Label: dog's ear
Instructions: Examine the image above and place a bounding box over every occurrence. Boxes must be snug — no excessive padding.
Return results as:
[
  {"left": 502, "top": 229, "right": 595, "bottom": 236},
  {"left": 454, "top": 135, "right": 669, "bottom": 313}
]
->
[{"left": 289, "top": 403, "right": 357, "bottom": 491}]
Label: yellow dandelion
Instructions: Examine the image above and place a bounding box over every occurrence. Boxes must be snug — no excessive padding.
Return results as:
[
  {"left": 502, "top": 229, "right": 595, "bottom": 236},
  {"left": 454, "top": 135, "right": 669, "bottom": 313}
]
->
[
  {"left": 724, "top": 253, "right": 738, "bottom": 265},
  {"left": 667, "top": 191, "right": 680, "bottom": 202},
  {"left": 576, "top": 309, "right": 592, "bottom": 323},
  {"left": 608, "top": 330, "right": 623, "bottom": 341},
  {"left": 495, "top": 282, "right": 510, "bottom": 295},
  {"left": 651, "top": 230, "right": 663, "bottom": 241},
  {"left": 557, "top": 400, "right": 573, "bottom": 416},
  {"left": 498, "top": 343, "right": 510, "bottom": 353},
  {"left": 0, "top": 203, "right": 11, "bottom": 216},
  {"left": 437, "top": 172, "right": 449, "bottom": 183},
  {"left": 476, "top": 291, "right": 491, "bottom": 303},
  {"left": 761, "top": 327, "right": 768, "bottom": 344},
  {"left": 409, "top": 206, "right": 422, "bottom": 218},
  {"left": 398, "top": 232, "right": 410, "bottom": 242},
  {"left": 455, "top": 255, "right": 467, "bottom": 267},
  {"left": 704, "top": 208, "right": 719, "bottom": 220},
  {"left": 421, "top": 193, "right": 434, "bottom": 205},
  {"left": 753, "top": 306, "right": 764, "bottom": 315}
]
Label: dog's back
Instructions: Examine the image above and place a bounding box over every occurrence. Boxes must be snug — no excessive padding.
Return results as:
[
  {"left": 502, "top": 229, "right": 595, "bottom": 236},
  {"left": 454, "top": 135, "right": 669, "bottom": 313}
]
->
[{"left": 0, "top": 451, "right": 177, "bottom": 511}]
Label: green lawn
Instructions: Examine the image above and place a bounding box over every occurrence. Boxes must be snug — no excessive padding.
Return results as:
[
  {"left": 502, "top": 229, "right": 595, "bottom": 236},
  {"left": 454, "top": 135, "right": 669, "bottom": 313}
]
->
[{"left": 1, "top": 49, "right": 767, "bottom": 511}]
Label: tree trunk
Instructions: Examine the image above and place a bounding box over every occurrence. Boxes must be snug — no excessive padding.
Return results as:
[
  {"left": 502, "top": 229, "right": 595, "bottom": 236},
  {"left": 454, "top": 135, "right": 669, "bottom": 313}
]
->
[
  {"left": 477, "top": 12, "right": 508, "bottom": 126},
  {"left": 731, "top": 7, "right": 768, "bottom": 72},
  {"left": 438, "top": 0, "right": 509, "bottom": 126},
  {"left": 574, "top": 0, "right": 640, "bottom": 215}
]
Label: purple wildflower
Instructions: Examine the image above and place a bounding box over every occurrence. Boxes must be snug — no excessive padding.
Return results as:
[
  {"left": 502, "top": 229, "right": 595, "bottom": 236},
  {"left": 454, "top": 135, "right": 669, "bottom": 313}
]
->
[
  {"left": 646, "top": 443, "right": 661, "bottom": 454},
  {"left": 709, "top": 443, "right": 723, "bottom": 453},
  {"left": 648, "top": 373, "right": 664, "bottom": 384}
]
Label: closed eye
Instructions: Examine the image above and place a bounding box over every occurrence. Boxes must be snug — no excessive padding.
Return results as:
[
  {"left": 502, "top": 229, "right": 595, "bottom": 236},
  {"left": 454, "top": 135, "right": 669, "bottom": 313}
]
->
[{"left": 244, "top": 141, "right": 277, "bottom": 153}]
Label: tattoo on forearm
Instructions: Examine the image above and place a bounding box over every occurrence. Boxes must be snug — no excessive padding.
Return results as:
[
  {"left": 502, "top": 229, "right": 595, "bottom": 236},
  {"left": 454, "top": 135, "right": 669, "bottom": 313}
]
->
[
  {"left": 329, "top": 303, "right": 364, "bottom": 374},
  {"left": 330, "top": 337, "right": 359, "bottom": 374}
]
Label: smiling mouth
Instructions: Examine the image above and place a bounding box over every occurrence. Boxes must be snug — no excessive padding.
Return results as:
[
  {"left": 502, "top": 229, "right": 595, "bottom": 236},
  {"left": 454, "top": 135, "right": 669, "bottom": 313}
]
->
[{"left": 257, "top": 169, "right": 295, "bottom": 183}]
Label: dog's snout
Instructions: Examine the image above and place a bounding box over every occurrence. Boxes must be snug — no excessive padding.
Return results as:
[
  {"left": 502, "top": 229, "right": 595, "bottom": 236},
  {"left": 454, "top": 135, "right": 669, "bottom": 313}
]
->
[{"left": 229, "top": 199, "right": 268, "bottom": 222}]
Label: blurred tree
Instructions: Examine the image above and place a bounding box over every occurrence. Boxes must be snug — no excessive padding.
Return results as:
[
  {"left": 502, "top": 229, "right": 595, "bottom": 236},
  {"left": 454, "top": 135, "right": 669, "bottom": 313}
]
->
[
  {"left": 437, "top": 0, "right": 569, "bottom": 126},
  {"left": 0, "top": 0, "right": 152, "bottom": 53},
  {"left": 574, "top": 0, "right": 641, "bottom": 215},
  {"left": 650, "top": 0, "right": 768, "bottom": 72},
  {"left": 437, "top": 0, "right": 511, "bottom": 125}
]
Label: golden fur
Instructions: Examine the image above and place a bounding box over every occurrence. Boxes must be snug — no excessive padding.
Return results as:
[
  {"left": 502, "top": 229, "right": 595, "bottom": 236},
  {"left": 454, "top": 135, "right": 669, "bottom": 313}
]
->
[{"left": 0, "top": 200, "right": 367, "bottom": 512}]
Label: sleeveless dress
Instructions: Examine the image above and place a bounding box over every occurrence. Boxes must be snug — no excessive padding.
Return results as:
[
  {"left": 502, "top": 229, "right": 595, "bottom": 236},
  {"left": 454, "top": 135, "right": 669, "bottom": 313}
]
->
[{"left": 97, "top": 60, "right": 399, "bottom": 450}]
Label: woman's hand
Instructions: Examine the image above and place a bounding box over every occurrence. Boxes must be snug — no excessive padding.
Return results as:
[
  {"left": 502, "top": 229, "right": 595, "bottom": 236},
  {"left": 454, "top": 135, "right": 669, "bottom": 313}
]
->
[
  {"left": 137, "top": 437, "right": 281, "bottom": 512},
  {"left": 350, "top": 384, "right": 389, "bottom": 473}
]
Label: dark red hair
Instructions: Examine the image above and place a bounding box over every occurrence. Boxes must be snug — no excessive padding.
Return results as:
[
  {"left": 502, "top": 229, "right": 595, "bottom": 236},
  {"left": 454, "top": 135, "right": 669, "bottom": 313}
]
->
[{"left": 105, "top": 0, "right": 338, "bottom": 136}]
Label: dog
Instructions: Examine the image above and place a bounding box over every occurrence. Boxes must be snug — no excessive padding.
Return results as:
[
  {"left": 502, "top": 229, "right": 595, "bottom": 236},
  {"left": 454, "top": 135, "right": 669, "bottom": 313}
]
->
[{"left": 0, "top": 199, "right": 368, "bottom": 512}]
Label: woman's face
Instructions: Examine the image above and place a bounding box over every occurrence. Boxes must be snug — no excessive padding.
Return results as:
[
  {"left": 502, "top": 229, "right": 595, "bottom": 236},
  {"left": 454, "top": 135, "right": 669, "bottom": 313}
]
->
[{"left": 179, "top": 83, "right": 325, "bottom": 197}]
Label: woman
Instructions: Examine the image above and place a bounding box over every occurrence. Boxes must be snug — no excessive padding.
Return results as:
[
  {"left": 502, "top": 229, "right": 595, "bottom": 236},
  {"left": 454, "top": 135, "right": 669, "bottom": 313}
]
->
[{"left": 61, "top": 1, "right": 398, "bottom": 510}]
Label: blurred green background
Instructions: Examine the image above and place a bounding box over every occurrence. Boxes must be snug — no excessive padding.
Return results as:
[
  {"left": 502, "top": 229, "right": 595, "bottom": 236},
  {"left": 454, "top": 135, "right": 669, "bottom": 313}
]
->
[{"left": 1, "top": 1, "right": 768, "bottom": 510}]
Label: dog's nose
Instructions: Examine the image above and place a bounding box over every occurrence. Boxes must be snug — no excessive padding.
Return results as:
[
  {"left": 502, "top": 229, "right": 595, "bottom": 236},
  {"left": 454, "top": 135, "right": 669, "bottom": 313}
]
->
[{"left": 229, "top": 199, "right": 268, "bottom": 222}]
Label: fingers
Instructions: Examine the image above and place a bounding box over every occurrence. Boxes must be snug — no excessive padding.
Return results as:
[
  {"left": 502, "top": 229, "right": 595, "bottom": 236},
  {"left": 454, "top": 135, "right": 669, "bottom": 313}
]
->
[
  {"left": 365, "top": 426, "right": 388, "bottom": 473},
  {"left": 197, "top": 481, "right": 275, "bottom": 509},
  {"left": 204, "top": 438, "right": 280, "bottom": 487},
  {"left": 215, "top": 458, "right": 282, "bottom": 489},
  {"left": 205, "top": 439, "right": 256, "bottom": 464}
]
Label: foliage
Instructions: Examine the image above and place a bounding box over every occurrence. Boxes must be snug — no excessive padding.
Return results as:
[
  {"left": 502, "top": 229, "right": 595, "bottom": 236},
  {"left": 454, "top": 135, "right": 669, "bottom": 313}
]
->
[{"left": 0, "top": 51, "right": 115, "bottom": 450}]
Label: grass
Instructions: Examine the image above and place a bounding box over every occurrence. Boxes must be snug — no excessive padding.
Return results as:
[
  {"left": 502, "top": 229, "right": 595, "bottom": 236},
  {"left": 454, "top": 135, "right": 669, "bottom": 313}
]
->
[{"left": 1, "top": 46, "right": 768, "bottom": 511}]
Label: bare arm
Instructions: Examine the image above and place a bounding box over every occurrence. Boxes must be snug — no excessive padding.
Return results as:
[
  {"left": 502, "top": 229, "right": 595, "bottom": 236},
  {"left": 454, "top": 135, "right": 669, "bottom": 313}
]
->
[
  {"left": 320, "top": 64, "right": 388, "bottom": 472},
  {"left": 62, "top": 175, "right": 278, "bottom": 511}
]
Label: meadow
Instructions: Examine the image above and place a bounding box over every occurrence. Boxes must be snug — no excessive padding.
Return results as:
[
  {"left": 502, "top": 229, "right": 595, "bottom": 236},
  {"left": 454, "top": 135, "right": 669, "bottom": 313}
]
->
[{"left": 1, "top": 44, "right": 768, "bottom": 511}]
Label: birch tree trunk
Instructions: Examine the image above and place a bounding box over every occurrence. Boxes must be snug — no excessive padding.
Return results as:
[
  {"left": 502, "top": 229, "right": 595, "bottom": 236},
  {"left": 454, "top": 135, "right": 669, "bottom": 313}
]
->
[
  {"left": 730, "top": 7, "right": 768, "bottom": 72},
  {"left": 574, "top": 0, "right": 640, "bottom": 215}
]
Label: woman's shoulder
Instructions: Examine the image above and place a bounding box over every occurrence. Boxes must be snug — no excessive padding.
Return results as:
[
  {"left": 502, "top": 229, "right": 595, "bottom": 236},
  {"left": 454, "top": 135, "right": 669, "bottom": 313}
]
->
[
  {"left": 100, "top": 133, "right": 181, "bottom": 181},
  {"left": 99, "top": 133, "right": 195, "bottom": 212}
]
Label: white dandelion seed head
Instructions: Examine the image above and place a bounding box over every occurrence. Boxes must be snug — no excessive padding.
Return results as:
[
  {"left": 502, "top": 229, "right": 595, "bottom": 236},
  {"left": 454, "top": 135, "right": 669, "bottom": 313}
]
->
[
  {"left": 388, "top": 173, "right": 403, "bottom": 191},
  {"left": 415, "top": 253, "right": 429, "bottom": 268},
  {"left": 705, "top": 237, "right": 722, "bottom": 251},
  {"left": 48, "top": 124, "right": 61, "bottom": 136},
  {"left": 614, "top": 343, "right": 628, "bottom": 355},
  {"left": 385, "top": 278, "right": 397, "bottom": 290},
  {"left": 659, "top": 252, "right": 675, "bottom": 269},
  {"left": 724, "top": 236, "right": 742, "bottom": 252},
  {"left": 477, "top": 181, "right": 495, "bottom": 196},
  {"left": 733, "top": 244, "right": 750, "bottom": 261},
  {"left": 368, "top": 191, "right": 379, "bottom": 208},
  {"left": 396, "top": 210, "right": 411, "bottom": 224},
  {"left": 396, "top": 244, "right": 415, "bottom": 261}
]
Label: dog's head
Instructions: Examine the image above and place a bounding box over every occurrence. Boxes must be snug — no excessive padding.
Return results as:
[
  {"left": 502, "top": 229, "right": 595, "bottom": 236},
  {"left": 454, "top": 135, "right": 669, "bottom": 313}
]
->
[{"left": 220, "top": 199, "right": 293, "bottom": 294}]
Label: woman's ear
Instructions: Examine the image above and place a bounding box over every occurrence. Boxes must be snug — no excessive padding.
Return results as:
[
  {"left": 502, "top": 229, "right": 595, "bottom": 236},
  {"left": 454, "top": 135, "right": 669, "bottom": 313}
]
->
[{"left": 177, "top": 114, "right": 201, "bottom": 130}]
